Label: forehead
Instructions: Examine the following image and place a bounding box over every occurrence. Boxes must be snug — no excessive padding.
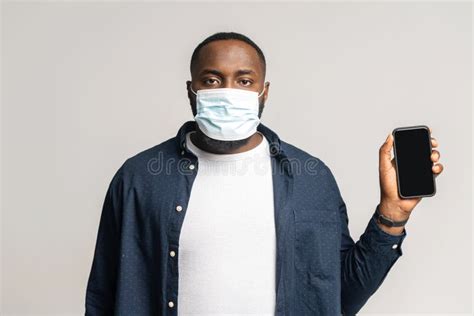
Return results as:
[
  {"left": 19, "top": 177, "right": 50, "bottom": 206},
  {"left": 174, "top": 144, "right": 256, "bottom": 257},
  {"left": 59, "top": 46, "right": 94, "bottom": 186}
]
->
[{"left": 193, "top": 39, "right": 264, "bottom": 77}]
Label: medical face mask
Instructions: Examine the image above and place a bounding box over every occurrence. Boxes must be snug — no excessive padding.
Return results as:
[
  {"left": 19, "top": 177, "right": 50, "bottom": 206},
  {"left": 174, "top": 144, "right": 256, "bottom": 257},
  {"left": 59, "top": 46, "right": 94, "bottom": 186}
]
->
[{"left": 190, "top": 86, "right": 265, "bottom": 141}]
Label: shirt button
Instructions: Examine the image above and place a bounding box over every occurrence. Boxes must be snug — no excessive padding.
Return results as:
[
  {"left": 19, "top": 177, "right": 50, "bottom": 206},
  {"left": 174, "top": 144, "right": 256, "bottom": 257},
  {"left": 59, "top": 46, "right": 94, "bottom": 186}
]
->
[
  {"left": 392, "top": 244, "right": 398, "bottom": 249},
  {"left": 181, "top": 150, "right": 185, "bottom": 155},
  {"left": 176, "top": 205, "right": 183, "bottom": 212},
  {"left": 170, "top": 250, "right": 176, "bottom": 257},
  {"left": 189, "top": 164, "right": 195, "bottom": 170},
  {"left": 168, "top": 301, "right": 174, "bottom": 308}
]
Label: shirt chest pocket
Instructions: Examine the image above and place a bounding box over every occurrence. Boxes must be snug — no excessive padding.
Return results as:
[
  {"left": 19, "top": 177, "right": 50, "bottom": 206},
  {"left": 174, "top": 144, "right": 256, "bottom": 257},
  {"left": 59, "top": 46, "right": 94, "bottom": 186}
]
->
[{"left": 293, "top": 208, "right": 341, "bottom": 279}]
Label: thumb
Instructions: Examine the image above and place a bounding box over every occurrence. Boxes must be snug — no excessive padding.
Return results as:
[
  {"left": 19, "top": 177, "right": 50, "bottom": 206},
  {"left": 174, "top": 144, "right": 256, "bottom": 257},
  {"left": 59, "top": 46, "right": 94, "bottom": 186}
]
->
[{"left": 379, "top": 133, "right": 394, "bottom": 172}]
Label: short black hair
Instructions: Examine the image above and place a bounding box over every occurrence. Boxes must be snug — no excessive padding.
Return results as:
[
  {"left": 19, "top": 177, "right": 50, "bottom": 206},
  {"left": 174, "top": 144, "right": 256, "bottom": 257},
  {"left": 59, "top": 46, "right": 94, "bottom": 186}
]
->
[{"left": 190, "top": 32, "right": 266, "bottom": 77}]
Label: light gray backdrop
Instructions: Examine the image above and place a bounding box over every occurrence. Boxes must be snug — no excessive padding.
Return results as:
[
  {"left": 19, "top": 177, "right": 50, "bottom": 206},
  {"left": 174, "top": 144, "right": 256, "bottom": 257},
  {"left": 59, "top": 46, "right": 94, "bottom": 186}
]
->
[{"left": 1, "top": 1, "right": 472, "bottom": 315}]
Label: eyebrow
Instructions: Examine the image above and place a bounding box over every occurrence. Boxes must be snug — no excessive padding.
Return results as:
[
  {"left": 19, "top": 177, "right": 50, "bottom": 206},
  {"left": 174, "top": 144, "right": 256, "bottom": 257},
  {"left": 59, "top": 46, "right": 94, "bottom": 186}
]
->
[{"left": 198, "top": 68, "right": 257, "bottom": 77}]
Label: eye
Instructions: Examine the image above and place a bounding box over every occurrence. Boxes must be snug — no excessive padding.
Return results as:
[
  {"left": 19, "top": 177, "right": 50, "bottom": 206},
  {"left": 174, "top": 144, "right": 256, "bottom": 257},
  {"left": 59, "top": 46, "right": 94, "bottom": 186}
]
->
[
  {"left": 203, "top": 78, "right": 220, "bottom": 86},
  {"left": 240, "top": 79, "right": 253, "bottom": 86}
]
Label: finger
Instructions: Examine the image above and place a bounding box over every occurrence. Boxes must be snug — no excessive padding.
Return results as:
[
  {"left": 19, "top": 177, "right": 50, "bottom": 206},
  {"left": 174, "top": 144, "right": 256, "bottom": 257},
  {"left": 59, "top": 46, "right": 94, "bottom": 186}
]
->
[
  {"left": 379, "top": 133, "right": 394, "bottom": 172},
  {"left": 432, "top": 163, "right": 444, "bottom": 174},
  {"left": 429, "top": 127, "right": 432, "bottom": 134},
  {"left": 431, "top": 149, "right": 440, "bottom": 162},
  {"left": 431, "top": 137, "right": 438, "bottom": 148}
]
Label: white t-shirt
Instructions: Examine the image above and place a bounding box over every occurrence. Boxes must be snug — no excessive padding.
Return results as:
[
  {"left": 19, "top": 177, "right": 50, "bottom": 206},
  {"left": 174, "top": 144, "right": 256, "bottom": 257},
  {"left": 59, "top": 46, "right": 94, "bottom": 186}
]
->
[{"left": 177, "top": 131, "right": 276, "bottom": 315}]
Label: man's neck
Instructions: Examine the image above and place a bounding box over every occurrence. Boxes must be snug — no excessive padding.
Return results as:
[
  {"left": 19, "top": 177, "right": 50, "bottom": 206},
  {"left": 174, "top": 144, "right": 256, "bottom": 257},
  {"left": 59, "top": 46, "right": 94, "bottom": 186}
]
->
[{"left": 190, "top": 131, "right": 263, "bottom": 155}]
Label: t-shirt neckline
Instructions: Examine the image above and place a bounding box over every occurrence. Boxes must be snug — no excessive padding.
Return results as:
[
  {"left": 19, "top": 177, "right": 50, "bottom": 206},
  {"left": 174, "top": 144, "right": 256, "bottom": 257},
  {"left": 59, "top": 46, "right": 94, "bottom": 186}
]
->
[{"left": 185, "top": 131, "right": 269, "bottom": 162}]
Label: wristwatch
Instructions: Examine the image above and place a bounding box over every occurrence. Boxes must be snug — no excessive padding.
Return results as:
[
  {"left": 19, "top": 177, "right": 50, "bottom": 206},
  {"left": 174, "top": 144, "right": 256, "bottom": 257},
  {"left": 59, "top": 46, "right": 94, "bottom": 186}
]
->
[{"left": 374, "top": 205, "right": 409, "bottom": 227}]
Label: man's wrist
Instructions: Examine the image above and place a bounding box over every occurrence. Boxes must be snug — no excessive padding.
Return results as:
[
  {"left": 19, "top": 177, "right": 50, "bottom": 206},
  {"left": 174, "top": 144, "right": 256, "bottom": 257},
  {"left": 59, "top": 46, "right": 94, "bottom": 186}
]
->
[
  {"left": 375, "top": 217, "right": 405, "bottom": 235},
  {"left": 376, "top": 202, "right": 410, "bottom": 235},
  {"left": 379, "top": 200, "right": 411, "bottom": 221}
]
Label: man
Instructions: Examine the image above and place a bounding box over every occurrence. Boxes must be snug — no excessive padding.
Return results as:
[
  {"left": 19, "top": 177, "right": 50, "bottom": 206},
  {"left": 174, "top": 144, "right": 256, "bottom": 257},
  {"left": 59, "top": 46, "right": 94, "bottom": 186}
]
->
[{"left": 85, "top": 32, "right": 444, "bottom": 315}]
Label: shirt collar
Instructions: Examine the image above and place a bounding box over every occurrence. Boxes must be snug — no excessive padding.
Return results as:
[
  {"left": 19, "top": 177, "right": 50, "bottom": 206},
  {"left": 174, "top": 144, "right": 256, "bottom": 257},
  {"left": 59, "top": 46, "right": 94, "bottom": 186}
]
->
[{"left": 176, "top": 120, "right": 285, "bottom": 158}]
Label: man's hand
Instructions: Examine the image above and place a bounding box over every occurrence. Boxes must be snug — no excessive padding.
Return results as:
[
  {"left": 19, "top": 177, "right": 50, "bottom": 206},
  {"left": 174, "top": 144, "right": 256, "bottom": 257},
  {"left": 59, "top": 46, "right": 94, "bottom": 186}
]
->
[{"left": 377, "top": 127, "right": 444, "bottom": 235}]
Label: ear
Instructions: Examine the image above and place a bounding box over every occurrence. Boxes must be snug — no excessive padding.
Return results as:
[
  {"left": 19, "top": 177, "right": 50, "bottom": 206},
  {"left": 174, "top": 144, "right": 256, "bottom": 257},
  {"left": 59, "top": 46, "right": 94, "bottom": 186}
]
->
[
  {"left": 186, "top": 80, "right": 197, "bottom": 116},
  {"left": 186, "top": 80, "right": 192, "bottom": 96},
  {"left": 186, "top": 80, "right": 194, "bottom": 102},
  {"left": 263, "top": 81, "right": 270, "bottom": 103}
]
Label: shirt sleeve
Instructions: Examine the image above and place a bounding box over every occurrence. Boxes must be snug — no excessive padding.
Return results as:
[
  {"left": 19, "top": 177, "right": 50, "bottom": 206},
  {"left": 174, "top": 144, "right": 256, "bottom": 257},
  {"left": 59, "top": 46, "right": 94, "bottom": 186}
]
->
[
  {"left": 339, "top": 199, "right": 407, "bottom": 315},
  {"left": 321, "top": 163, "right": 407, "bottom": 315},
  {"left": 85, "top": 166, "right": 124, "bottom": 315}
]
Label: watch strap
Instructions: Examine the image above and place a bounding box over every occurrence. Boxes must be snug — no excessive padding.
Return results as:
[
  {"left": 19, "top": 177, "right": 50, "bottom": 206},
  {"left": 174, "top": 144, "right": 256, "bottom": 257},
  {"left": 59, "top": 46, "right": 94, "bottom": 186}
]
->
[{"left": 375, "top": 204, "right": 409, "bottom": 227}]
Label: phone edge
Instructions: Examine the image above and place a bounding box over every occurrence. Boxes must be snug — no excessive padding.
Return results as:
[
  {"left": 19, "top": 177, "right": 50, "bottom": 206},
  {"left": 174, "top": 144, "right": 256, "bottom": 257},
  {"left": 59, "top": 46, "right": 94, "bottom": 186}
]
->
[{"left": 391, "top": 125, "right": 437, "bottom": 199}]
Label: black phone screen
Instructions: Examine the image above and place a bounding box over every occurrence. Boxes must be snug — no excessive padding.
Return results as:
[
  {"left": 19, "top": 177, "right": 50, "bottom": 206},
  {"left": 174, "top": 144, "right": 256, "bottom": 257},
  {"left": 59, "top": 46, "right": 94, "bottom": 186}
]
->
[{"left": 393, "top": 127, "right": 436, "bottom": 198}]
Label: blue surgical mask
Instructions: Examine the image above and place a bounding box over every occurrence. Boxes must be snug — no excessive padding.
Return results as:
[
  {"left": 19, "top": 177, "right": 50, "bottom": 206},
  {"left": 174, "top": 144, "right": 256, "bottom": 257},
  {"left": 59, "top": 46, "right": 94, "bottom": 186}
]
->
[{"left": 190, "top": 86, "right": 266, "bottom": 141}]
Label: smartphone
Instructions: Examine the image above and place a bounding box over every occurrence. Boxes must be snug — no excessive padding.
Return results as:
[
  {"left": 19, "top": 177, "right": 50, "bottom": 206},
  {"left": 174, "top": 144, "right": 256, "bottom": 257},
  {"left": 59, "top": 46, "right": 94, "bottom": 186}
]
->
[{"left": 392, "top": 125, "right": 436, "bottom": 199}]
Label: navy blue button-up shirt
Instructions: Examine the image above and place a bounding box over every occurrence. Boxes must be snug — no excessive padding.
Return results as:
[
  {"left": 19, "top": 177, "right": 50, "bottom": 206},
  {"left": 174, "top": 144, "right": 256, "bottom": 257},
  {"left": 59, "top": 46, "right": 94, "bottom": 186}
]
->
[{"left": 85, "top": 120, "right": 407, "bottom": 316}]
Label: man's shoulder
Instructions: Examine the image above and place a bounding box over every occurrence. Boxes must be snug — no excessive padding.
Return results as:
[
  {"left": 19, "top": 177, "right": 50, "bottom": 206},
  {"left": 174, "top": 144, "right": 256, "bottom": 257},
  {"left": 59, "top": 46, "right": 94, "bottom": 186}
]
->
[
  {"left": 114, "top": 136, "right": 179, "bottom": 179},
  {"left": 280, "top": 140, "right": 340, "bottom": 185},
  {"left": 128, "top": 136, "right": 178, "bottom": 164},
  {"left": 280, "top": 140, "right": 329, "bottom": 170},
  {"left": 280, "top": 140, "right": 342, "bottom": 203}
]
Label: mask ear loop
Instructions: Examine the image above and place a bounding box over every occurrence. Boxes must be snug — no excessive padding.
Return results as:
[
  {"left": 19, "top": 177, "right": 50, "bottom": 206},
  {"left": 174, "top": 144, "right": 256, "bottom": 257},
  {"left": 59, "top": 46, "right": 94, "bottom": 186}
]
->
[
  {"left": 258, "top": 84, "right": 266, "bottom": 97},
  {"left": 190, "top": 86, "right": 197, "bottom": 96}
]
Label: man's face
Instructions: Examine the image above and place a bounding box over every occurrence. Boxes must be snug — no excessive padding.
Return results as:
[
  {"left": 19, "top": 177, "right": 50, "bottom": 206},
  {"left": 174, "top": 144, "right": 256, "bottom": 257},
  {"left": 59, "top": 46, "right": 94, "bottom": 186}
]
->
[{"left": 186, "top": 39, "right": 269, "bottom": 151}]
